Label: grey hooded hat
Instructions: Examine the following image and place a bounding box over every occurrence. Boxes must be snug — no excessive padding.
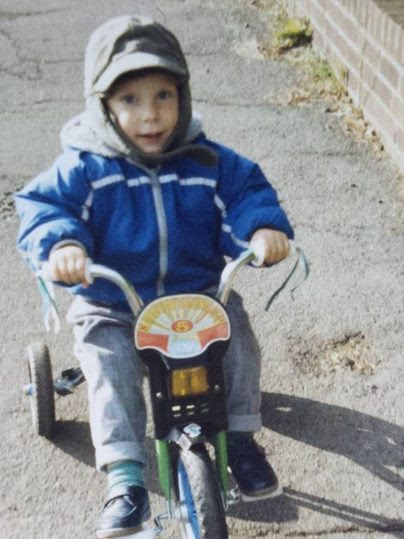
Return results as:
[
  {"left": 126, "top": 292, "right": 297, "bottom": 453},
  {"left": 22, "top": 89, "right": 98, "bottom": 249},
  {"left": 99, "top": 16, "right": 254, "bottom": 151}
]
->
[
  {"left": 85, "top": 15, "right": 188, "bottom": 95},
  {"left": 62, "top": 15, "right": 216, "bottom": 167}
]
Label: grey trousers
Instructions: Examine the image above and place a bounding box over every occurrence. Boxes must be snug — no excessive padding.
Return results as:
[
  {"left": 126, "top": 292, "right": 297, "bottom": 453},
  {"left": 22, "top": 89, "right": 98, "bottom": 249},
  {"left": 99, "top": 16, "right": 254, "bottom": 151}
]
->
[{"left": 67, "top": 292, "right": 262, "bottom": 471}]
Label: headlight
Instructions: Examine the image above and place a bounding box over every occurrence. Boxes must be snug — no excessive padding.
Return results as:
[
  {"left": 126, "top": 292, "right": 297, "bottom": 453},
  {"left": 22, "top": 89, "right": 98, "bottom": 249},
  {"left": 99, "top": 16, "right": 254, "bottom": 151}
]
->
[{"left": 170, "top": 366, "right": 209, "bottom": 397}]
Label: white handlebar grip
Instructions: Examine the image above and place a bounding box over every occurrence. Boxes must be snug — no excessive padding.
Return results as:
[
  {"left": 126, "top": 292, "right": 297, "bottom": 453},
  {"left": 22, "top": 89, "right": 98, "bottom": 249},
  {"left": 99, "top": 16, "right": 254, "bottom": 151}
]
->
[
  {"left": 39, "top": 262, "right": 54, "bottom": 281},
  {"left": 251, "top": 239, "right": 296, "bottom": 267},
  {"left": 251, "top": 237, "right": 267, "bottom": 267},
  {"left": 84, "top": 258, "right": 93, "bottom": 285}
]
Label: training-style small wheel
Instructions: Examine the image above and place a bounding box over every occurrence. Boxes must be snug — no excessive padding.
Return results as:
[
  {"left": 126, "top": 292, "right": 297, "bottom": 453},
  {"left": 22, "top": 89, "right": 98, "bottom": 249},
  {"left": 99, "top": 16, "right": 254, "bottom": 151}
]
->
[{"left": 26, "top": 341, "right": 56, "bottom": 437}]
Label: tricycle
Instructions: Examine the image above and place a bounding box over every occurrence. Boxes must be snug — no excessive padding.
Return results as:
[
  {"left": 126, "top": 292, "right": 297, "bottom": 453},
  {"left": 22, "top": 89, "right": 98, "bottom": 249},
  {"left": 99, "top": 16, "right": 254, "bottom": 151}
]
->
[{"left": 23, "top": 241, "right": 306, "bottom": 538}]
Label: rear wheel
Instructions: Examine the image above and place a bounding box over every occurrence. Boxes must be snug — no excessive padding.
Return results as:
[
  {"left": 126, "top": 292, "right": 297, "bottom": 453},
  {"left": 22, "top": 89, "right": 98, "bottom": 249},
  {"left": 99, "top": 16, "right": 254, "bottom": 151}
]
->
[
  {"left": 175, "top": 444, "right": 228, "bottom": 539},
  {"left": 27, "top": 341, "right": 55, "bottom": 437}
]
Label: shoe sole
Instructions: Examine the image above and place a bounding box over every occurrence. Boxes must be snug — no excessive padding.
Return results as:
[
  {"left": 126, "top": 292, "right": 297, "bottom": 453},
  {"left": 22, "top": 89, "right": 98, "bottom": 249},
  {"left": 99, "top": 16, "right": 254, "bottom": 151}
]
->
[
  {"left": 96, "top": 529, "right": 154, "bottom": 539},
  {"left": 240, "top": 483, "right": 283, "bottom": 502},
  {"left": 96, "top": 511, "right": 152, "bottom": 538}
]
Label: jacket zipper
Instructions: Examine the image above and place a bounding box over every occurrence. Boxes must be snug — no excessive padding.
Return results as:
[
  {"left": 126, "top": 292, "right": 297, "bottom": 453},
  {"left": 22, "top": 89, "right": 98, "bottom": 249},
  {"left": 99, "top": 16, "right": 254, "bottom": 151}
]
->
[{"left": 149, "top": 169, "right": 168, "bottom": 296}]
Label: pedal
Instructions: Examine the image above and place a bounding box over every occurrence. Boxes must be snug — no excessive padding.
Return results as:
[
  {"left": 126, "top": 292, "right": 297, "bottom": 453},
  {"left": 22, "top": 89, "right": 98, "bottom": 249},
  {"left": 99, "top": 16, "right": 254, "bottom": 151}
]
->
[{"left": 227, "top": 486, "right": 241, "bottom": 505}]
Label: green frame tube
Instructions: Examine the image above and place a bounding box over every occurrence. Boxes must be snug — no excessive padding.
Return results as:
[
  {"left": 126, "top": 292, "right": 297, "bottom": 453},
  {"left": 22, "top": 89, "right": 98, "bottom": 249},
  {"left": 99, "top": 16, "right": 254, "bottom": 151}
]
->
[
  {"left": 213, "top": 431, "right": 228, "bottom": 494},
  {"left": 156, "top": 434, "right": 228, "bottom": 504},
  {"left": 155, "top": 440, "right": 172, "bottom": 502}
]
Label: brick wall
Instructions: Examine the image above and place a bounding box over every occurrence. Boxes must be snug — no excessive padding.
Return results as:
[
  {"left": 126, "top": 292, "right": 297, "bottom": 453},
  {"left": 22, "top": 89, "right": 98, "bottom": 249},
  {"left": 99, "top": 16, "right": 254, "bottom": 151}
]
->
[{"left": 282, "top": 0, "right": 404, "bottom": 172}]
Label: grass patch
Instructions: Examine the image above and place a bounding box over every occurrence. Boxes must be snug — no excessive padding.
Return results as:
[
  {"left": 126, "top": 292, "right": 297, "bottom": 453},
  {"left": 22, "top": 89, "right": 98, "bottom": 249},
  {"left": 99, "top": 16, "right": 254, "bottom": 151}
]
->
[{"left": 274, "top": 17, "right": 312, "bottom": 53}]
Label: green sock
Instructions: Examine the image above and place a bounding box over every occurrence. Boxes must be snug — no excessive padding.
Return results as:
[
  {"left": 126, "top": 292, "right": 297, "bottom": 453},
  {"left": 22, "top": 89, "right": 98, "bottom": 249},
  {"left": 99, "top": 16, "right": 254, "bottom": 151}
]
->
[{"left": 107, "top": 460, "right": 144, "bottom": 490}]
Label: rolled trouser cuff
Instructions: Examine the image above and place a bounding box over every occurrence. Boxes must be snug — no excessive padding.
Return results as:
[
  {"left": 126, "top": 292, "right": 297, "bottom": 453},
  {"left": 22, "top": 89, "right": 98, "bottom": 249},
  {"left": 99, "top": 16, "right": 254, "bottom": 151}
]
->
[
  {"left": 96, "top": 441, "right": 147, "bottom": 472},
  {"left": 227, "top": 413, "right": 262, "bottom": 432}
]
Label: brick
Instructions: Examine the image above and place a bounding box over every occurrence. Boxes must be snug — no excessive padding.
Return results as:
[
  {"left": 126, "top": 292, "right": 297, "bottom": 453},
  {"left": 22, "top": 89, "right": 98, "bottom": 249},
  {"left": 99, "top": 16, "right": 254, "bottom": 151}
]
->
[
  {"left": 379, "top": 54, "right": 400, "bottom": 90},
  {"left": 385, "top": 21, "right": 400, "bottom": 60},
  {"left": 337, "top": 0, "right": 349, "bottom": 11},
  {"left": 328, "top": 23, "right": 362, "bottom": 73},
  {"left": 392, "top": 96, "right": 404, "bottom": 124},
  {"left": 390, "top": 24, "right": 404, "bottom": 66},
  {"left": 323, "top": 17, "right": 348, "bottom": 61},
  {"left": 369, "top": 5, "right": 386, "bottom": 44},
  {"left": 365, "top": 3, "right": 377, "bottom": 38},
  {"left": 382, "top": 17, "right": 396, "bottom": 53},
  {"left": 344, "top": 48, "right": 362, "bottom": 79},
  {"left": 382, "top": 15, "right": 392, "bottom": 48},
  {"left": 361, "top": 38, "right": 381, "bottom": 71},
  {"left": 328, "top": 0, "right": 358, "bottom": 46},
  {"left": 347, "top": 67, "right": 361, "bottom": 104},
  {"left": 339, "top": 0, "right": 359, "bottom": 18},
  {"left": 363, "top": 90, "right": 396, "bottom": 142},
  {"left": 309, "top": 2, "right": 326, "bottom": 32},
  {"left": 361, "top": 59, "right": 378, "bottom": 94},
  {"left": 400, "top": 74, "right": 404, "bottom": 99},
  {"left": 311, "top": 0, "right": 326, "bottom": 21},
  {"left": 305, "top": 0, "right": 317, "bottom": 14},
  {"left": 316, "top": 0, "right": 330, "bottom": 10},
  {"left": 323, "top": 13, "right": 362, "bottom": 70},
  {"left": 395, "top": 128, "right": 404, "bottom": 151},
  {"left": 398, "top": 30, "right": 404, "bottom": 65},
  {"left": 373, "top": 72, "right": 394, "bottom": 108},
  {"left": 357, "top": 0, "right": 370, "bottom": 27}
]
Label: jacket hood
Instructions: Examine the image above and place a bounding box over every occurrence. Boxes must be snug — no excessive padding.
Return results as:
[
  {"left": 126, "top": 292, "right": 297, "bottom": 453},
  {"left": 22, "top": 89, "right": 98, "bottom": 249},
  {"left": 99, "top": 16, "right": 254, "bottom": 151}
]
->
[
  {"left": 60, "top": 109, "right": 207, "bottom": 162},
  {"left": 65, "top": 15, "right": 216, "bottom": 167}
]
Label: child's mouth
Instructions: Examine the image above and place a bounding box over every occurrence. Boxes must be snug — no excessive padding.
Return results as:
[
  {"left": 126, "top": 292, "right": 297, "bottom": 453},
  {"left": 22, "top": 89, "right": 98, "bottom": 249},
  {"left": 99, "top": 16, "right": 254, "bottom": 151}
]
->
[{"left": 139, "top": 132, "right": 163, "bottom": 142}]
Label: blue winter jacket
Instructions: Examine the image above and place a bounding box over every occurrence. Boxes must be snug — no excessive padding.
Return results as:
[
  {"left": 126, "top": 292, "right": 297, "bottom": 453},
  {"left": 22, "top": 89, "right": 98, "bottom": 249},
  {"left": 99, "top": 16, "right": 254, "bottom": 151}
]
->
[{"left": 15, "top": 133, "right": 294, "bottom": 310}]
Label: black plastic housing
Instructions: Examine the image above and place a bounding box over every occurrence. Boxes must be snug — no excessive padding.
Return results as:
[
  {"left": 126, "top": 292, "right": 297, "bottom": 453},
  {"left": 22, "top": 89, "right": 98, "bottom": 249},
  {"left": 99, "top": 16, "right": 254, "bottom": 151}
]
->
[{"left": 138, "top": 339, "right": 229, "bottom": 440}]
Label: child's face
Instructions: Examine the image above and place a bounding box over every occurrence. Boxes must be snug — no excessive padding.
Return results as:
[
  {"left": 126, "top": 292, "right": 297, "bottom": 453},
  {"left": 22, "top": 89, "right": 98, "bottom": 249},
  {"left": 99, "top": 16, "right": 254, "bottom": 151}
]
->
[{"left": 106, "top": 72, "right": 179, "bottom": 155}]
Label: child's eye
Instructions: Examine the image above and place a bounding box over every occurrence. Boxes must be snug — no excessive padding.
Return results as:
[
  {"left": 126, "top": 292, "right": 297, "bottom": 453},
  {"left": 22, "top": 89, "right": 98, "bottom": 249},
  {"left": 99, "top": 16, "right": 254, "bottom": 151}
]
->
[
  {"left": 157, "top": 90, "right": 172, "bottom": 100},
  {"left": 122, "top": 95, "right": 136, "bottom": 104}
]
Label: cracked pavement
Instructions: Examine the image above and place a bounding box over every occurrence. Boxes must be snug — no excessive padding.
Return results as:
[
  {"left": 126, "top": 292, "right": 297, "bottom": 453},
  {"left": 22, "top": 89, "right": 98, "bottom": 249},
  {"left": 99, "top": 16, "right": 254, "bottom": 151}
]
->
[{"left": 1, "top": 0, "right": 403, "bottom": 537}]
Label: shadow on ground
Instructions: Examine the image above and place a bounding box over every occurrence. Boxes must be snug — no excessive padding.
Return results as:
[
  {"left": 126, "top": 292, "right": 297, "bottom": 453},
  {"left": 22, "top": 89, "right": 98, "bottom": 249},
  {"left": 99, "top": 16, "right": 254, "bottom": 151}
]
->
[
  {"left": 52, "top": 420, "right": 95, "bottom": 468},
  {"left": 50, "top": 420, "right": 163, "bottom": 494},
  {"left": 228, "top": 392, "right": 404, "bottom": 534},
  {"left": 262, "top": 392, "right": 404, "bottom": 493},
  {"left": 50, "top": 393, "right": 404, "bottom": 535}
]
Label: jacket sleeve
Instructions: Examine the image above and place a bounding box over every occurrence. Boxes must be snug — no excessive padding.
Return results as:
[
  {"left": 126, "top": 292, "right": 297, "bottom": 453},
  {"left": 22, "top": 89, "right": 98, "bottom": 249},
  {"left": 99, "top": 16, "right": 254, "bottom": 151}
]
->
[
  {"left": 215, "top": 145, "right": 294, "bottom": 258},
  {"left": 14, "top": 151, "right": 95, "bottom": 272}
]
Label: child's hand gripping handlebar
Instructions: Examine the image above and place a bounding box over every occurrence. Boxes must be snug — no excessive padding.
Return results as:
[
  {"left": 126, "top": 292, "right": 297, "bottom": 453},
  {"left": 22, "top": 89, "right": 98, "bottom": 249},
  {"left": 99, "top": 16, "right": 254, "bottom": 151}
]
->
[
  {"left": 38, "top": 240, "right": 306, "bottom": 332},
  {"left": 39, "top": 260, "right": 144, "bottom": 317},
  {"left": 216, "top": 240, "right": 299, "bottom": 305}
]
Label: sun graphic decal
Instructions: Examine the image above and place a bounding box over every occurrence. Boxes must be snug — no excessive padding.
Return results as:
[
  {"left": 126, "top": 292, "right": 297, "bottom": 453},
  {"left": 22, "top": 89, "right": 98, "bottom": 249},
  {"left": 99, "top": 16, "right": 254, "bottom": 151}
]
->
[{"left": 134, "top": 294, "right": 231, "bottom": 358}]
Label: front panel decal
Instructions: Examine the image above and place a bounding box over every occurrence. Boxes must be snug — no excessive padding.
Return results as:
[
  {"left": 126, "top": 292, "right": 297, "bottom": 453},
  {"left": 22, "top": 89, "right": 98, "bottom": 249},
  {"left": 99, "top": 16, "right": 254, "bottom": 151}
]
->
[{"left": 135, "top": 294, "right": 230, "bottom": 358}]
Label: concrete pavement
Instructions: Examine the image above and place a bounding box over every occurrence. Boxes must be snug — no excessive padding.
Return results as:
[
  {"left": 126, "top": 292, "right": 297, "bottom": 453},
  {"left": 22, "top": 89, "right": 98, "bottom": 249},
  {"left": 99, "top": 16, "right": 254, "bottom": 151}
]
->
[{"left": 1, "top": 1, "right": 403, "bottom": 537}]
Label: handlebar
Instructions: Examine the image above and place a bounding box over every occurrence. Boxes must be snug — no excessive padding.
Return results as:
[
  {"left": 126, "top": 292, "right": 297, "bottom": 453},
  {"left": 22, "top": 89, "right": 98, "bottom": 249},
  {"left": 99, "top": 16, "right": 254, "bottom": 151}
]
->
[
  {"left": 86, "top": 264, "right": 144, "bottom": 315},
  {"left": 39, "top": 241, "right": 296, "bottom": 316},
  {"left": 217, "top": 240, "right": 296, "bottom": 304}
]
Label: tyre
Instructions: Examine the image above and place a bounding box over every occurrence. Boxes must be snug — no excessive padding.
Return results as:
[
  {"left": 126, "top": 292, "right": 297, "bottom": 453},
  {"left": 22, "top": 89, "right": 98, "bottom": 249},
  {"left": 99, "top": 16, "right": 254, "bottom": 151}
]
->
[
  {"left": 27, "top": 341, "right": 55, "bottom": 437},
  {"left": 175, "top": 444, "right": 228, "bottom": 539}
]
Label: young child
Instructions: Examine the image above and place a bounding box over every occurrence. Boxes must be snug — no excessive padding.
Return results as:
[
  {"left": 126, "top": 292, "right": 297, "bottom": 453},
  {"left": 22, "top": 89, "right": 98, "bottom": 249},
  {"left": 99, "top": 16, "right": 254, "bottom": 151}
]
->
[{"left": 15, "top": 15, "right": 294, "bottom": 537}]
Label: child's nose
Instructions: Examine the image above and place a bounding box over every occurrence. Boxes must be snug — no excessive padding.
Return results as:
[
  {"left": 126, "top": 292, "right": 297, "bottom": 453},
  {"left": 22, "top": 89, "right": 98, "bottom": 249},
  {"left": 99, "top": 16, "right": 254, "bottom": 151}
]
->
[{"left": 142, "top": 102, "right": 159, "bottom": 122}]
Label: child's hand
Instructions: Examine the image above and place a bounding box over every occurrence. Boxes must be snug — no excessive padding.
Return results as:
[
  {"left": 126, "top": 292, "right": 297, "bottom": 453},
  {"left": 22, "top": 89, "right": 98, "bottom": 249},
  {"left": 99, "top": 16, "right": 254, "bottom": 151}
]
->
[
  {"left": 249, "top": 228, "right": 290, "bottom": 266},
  {"left": 48, "top": 245, "right": 90, "bottom": 287}
]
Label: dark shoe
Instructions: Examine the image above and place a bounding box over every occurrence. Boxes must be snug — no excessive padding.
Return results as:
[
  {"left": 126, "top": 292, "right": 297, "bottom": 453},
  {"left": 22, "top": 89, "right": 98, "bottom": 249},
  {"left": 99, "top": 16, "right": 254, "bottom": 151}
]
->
[
  {"left": 227, "top": 436, "right": 282, "bottom": 501},
  {"left": 96, "top": 485, "right": 150, "bottom": 538}
]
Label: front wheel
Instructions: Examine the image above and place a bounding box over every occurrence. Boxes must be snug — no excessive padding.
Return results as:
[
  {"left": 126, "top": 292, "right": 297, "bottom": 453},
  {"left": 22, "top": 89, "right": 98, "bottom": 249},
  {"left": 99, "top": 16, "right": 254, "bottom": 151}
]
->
[{"left": 175, "top": 444, "right": 228, "bottom": 539}]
